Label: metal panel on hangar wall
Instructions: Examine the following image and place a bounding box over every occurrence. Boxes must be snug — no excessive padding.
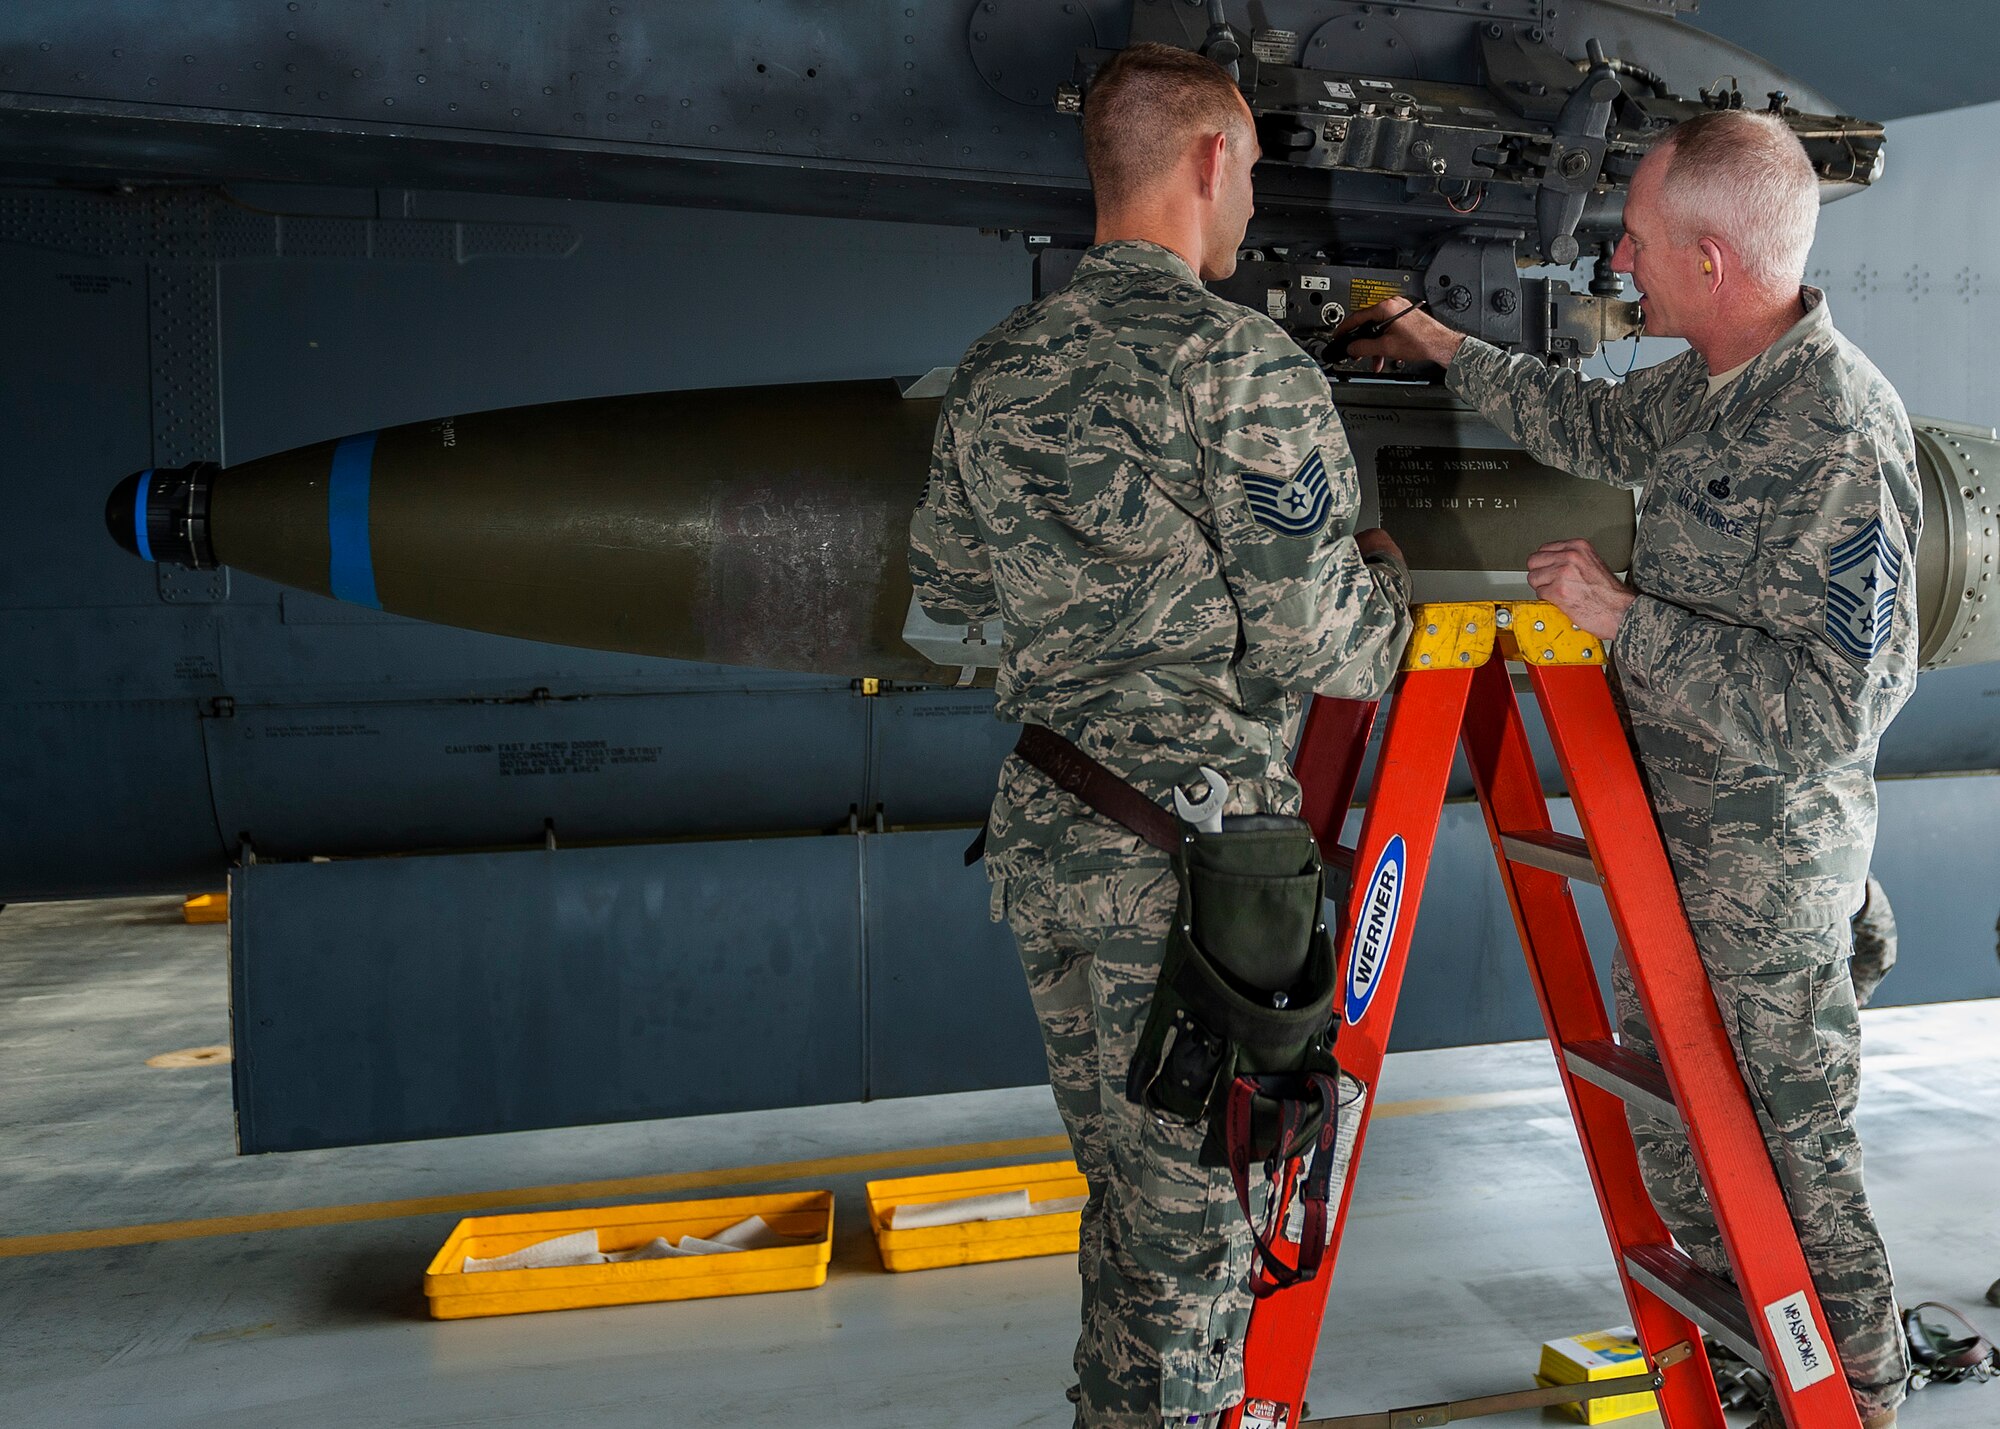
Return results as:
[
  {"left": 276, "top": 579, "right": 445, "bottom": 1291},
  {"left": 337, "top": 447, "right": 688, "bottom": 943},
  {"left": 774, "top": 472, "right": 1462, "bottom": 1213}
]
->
[
  {"left": 863, "top": 828, "right": 1046, "bottom": 1100},
  {"left": 1866, "top": 774, "right": 2000, "bottom": 1008},
  {"left": 231, "top": 835, "right": 867, "bottom": 1153},
  {"left": 229, "top": 825, "right": 1059, "bottom": 1151},
  {"left": 0, "top": 243, "right": 229, "bottom": 898},
  {"left": 0, "top": 702, "right": 223, "bottom": 901}
]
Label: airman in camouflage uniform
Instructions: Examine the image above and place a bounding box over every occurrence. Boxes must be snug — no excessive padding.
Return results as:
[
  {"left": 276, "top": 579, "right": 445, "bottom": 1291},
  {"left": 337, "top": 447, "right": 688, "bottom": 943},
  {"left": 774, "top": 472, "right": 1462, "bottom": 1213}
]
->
[
  {"left": 910, "top": 44, "right": 1411, "bottom": 1428},
  {"left": 1352, "top": 108, "right": 1915, "bottom": 1425}
]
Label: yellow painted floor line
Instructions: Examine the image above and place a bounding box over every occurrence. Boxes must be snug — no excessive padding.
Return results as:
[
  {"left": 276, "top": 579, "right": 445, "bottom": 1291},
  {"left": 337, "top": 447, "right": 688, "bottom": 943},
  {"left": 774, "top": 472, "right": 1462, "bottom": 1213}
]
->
[
  {"left": 0, "top": 1084, "right": 1569, "bottom": 1260},
  {"left": 0, "top": 1134, "right": 1071, "bottom": 1260},
  {"left": 1372, "top": 1086, "right": 1565, "bottom": 1119}
]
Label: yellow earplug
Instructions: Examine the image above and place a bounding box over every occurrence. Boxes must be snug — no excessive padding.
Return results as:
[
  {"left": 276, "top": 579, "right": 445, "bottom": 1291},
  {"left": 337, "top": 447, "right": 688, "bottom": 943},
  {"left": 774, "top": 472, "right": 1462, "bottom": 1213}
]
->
[{"left": 1702, "top": 259, "right": 1714, "bottom": 273}]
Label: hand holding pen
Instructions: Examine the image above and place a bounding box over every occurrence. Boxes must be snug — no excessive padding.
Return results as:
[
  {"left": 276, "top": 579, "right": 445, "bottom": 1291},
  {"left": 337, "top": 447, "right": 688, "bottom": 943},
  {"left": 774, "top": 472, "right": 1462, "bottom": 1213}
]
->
[{"left": 1334, "top": 298, "right": 1471, "bottom": 371}]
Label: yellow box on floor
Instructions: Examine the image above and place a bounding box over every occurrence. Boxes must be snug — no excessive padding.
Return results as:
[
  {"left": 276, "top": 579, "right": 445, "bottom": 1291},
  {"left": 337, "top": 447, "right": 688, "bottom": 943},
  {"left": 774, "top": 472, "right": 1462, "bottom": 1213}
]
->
[
  {"left": 182, "top": 892, "right": 227, "bottom": 924},
  {"left": 866, "top": 1161, "right": 1086, "bottom": 1273},
  {"left": 422, "top": 1190, "right": 833, "bottom": 1319},
  {"left": 1534, "top": 1326, "right": 1660, "bottom": 1424}
]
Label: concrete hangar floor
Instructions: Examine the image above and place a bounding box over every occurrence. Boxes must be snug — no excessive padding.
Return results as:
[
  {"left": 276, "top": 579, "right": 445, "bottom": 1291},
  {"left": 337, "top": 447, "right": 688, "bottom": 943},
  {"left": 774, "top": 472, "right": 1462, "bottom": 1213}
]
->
[{"left": 3, "top": 898, "right": 1998, "bottom": 1429}]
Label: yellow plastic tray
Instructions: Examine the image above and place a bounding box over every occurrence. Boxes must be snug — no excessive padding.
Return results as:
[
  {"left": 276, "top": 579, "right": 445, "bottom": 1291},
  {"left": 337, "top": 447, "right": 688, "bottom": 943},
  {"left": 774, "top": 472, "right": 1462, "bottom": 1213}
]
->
[
  {"left": 182, "top": 892, "right": 228, "bottom": 924},
  {"left": 423, "top": 1190, "right": 832, "bottom": 1319},
  {"left": 866, "top": 1161, "right": 1087, "bottom": 1273}
]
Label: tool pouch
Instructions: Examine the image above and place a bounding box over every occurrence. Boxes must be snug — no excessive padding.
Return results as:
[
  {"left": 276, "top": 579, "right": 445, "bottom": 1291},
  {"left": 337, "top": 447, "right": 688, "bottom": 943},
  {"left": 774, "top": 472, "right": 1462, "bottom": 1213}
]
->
[{"left": 1125, "top": 814, "right": 1341, "bottom": 1166}]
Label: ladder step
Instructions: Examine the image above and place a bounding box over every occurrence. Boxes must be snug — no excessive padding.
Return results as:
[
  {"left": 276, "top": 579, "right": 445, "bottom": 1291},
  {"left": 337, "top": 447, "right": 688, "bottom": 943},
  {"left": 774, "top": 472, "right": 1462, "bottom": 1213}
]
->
[
  {"left": 1498, "top": 830, "right": 1600, "bottom": 884},
  {"left": 1625, "top": 1243, "right": 1766, "bottom": 1373},
  {"left": 1562, "top": 1039, "right": 1682, "bottom": 1131},
  {"left": 1325, "top": 843, "right": 1356, "bottom": 873}
]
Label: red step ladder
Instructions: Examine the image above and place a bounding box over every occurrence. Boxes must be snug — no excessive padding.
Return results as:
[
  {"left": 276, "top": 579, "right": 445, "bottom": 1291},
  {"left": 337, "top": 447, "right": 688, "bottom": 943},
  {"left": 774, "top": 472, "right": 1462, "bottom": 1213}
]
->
[{"left": 1227, "top": 600, "right": 1862, "bottom": 1429}]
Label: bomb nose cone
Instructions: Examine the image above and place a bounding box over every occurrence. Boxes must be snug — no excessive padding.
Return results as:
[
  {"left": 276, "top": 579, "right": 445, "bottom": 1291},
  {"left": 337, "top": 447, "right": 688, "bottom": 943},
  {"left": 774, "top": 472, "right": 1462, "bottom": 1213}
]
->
[
  {"left": 105, "top": 463, "right": 219, "bottom": 569},
  {"left": 106, "top": 470, "right": 146, "bottom": 558}
]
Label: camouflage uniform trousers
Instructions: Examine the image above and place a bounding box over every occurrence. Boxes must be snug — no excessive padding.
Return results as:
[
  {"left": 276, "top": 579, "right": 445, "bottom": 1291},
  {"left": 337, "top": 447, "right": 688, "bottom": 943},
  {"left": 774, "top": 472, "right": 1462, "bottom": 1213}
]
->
[
  {"left": 1000, "top": 853, "right": 1254, "bottom": 1429},
  {"left": 1611, "top": 922, "right": 1910, "bottom": 1420}
]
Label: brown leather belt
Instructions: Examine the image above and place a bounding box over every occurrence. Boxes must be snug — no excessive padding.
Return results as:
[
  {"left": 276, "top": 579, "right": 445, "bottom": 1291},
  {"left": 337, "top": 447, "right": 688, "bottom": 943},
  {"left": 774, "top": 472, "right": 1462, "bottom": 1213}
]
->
[{"left": 1012, "top": 724, "right": 1180, "bottom": 854}]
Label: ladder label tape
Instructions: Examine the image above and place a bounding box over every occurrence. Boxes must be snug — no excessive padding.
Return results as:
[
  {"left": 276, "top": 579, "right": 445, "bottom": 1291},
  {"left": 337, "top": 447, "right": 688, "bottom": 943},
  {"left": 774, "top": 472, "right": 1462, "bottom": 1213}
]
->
[
  {"left": 1284, "top": 1071, "right": 1367, "bottom": 1245},
  {"left": 1762, "top": 1290, "right": 1840, "bottom": 1392},
  {"left": 1345, "top": 835, "right": 1406, "bottom": 1026}
]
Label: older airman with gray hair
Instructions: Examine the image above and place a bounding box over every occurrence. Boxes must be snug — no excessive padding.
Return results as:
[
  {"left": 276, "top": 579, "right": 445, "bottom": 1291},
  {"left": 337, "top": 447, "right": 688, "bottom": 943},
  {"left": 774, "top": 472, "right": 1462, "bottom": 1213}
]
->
[{"left": 1350, "top": 108, "right": 1918, "bottom": 1427}]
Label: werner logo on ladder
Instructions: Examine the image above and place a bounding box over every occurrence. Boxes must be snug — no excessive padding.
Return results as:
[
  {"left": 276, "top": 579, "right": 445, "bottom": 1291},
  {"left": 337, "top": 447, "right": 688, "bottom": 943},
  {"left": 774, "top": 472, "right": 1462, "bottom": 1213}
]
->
[
  {"left": 1227, "top": 600, "right": 1865, "bottom": 1429},
  {"left": 1342, "top": 838, "right": 1403, "bottom": 1029}
]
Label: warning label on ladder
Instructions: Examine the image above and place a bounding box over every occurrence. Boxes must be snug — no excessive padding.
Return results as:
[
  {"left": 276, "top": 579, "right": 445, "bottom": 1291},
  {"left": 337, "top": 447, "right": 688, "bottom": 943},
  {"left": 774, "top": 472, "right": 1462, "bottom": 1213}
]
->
[
  {"left": 1283, "top": 1072, "right": 1367, "bottom": 1246},
  {"left": 1240, "top": 1398, "right": 1291, "bottom": 1429},
  {"left": 1763, "top": 1290, "right": 1841, "bottom": 1392}
]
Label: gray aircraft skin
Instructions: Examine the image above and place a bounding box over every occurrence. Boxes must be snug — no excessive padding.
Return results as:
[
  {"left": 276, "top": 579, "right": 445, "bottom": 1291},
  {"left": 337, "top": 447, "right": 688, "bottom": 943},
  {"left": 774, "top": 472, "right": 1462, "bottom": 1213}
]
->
[
  {"left": 0, "top": 0, "right": 1968, "bottom": 888},
  {"left": 44, "top": 0, "right": 1994, "bottom": 887},
  {"left": 8, "top": 0, "right": 1998, "bottom": 879},
  {"left": 5, "top": 2, "right": 2000, "bottom": 1148}
]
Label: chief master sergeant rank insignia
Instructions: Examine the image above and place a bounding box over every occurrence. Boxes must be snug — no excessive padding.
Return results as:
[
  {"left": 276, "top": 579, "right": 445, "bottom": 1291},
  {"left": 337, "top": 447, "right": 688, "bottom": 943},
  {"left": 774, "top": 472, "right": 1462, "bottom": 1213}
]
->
[{"left": 1825, "top": 514, "right": 1903, "bottom": 664}]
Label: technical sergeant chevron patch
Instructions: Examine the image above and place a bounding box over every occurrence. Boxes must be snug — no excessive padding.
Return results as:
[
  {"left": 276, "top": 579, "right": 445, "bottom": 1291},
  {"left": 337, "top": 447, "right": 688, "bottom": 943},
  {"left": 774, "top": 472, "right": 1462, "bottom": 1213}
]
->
[{"left": 1244, "top": 447, "right": 1333, "bottom": 538}]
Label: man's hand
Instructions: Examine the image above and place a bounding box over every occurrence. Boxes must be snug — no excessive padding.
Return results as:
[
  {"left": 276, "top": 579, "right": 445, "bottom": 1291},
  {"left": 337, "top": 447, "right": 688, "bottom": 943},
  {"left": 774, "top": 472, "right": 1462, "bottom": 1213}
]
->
[
  {"left": 1338, "top": 299, "right": 1468, "bottom": 370},
  {"left": 1525, "top": 538, "right": 1637, "bottom": 639},
  {"left": 1356, "top": 527, "right": 1404, "bottom": 566}
]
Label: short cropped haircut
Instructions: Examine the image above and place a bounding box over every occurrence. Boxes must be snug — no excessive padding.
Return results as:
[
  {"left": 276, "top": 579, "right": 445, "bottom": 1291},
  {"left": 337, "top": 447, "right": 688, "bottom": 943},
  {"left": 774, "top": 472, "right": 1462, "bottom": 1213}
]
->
[
  {"left": 1082, "top": 43, "right": 1252, "bottom": 208},
  {"left": 1657, "top": 109, "right": 1820, "bottom": 288}
]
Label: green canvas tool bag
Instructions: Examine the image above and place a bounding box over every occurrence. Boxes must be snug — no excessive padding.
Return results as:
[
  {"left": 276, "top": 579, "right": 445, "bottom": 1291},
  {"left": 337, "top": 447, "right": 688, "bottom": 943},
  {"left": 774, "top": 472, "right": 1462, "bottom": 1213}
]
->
[
  {"left": 1006, "top": 725, "right": 1353, "bottom": 1294},
  {"left": 1124, "top": 813, "right": 1343, "bottom": 1166}
]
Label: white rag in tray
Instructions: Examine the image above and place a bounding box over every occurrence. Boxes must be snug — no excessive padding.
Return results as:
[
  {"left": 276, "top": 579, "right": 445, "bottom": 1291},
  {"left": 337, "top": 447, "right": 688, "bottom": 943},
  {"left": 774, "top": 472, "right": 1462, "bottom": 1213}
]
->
[
  {"left": 460, "top": 1215, "right": 808, "bottom": 1273},
  {"left": 672, "top": 1215, "right": 803, "bottom": 1255},
  {"left": 459, "top": 1229, "right": 604, "bottom": 1273},
  {"left": 886, "top": 1188, "right": 1089, "bottom": 1231}
]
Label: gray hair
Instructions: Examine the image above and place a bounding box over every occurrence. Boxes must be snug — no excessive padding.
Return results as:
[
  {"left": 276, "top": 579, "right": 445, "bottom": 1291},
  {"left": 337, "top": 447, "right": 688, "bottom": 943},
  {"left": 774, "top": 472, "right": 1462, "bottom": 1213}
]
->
[{"left": 1656, "top": 110, "right": 1820, "bottom": 289}]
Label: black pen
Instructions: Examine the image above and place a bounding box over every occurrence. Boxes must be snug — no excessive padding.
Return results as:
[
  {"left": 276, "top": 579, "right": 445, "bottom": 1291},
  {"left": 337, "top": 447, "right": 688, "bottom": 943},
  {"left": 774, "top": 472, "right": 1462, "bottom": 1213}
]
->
[{"left": 1329, "top": 298, "right": 1432, "bottom": 361}]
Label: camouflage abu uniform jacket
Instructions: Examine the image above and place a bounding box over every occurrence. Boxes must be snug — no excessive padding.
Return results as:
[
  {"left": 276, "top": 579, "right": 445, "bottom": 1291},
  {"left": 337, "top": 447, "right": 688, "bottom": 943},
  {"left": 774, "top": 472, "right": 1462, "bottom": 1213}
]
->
[
  {"left": 910, "top": 240, "right": 1413, "bottom": 876},
  {"left": 1449, "top": 290, "right": 1920, "bottom": 934}
]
